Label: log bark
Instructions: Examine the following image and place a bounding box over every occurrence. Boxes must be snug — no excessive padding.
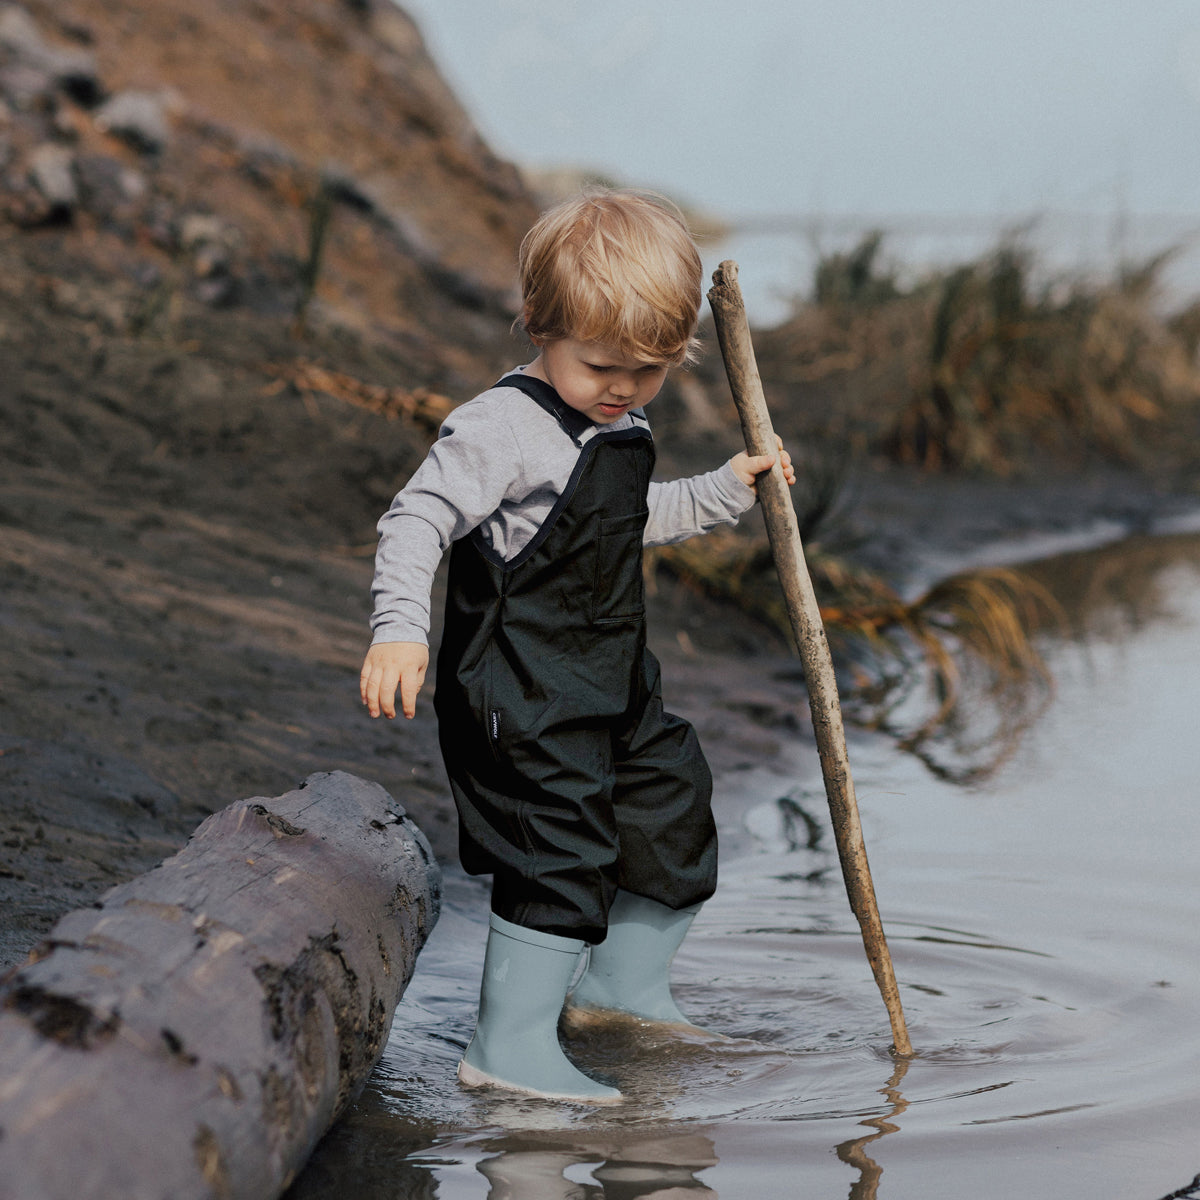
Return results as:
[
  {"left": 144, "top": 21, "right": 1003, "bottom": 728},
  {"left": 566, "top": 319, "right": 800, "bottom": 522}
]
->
[
  {"left": 707, "top": 261, "right": 913, "bottom": 1058},
  {"left": 0, "top": 770, "right": 442, "bottom": 1200}
]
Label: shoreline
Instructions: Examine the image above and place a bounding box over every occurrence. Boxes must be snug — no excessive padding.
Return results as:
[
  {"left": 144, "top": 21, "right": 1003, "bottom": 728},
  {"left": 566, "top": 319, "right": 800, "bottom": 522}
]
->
[{"left": 4, "top": 461, "right": 1193, "bottom": 973}]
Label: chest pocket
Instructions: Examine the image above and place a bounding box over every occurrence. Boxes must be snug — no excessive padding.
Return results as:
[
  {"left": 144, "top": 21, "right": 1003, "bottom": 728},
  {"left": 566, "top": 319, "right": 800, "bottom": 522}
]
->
[{"left": 591, "top": 509, "right": 648, "bottom": 624}]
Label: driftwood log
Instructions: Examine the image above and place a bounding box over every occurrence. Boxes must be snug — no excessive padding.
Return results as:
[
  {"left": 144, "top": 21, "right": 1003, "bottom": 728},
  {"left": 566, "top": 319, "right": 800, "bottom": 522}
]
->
[{"left": 0, "top": 770, "right": 441, "bottom": 1200}]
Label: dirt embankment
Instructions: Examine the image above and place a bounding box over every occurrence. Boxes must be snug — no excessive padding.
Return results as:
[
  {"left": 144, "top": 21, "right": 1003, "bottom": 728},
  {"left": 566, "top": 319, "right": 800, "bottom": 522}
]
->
[{"left": 0, "top": 0, "right": 539, "bottom": 966}]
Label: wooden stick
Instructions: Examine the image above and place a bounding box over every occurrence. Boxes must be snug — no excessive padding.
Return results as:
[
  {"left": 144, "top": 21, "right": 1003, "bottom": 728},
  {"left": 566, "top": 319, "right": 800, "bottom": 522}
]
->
[{"left": 707, "top": 260, "right": 913, "bottom": 1057}]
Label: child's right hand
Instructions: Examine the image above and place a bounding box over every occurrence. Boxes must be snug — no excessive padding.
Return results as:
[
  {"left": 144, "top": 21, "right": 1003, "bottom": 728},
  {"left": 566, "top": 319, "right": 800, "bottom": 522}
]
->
[
  {"left": 360, "top": 641, "right": 429, "bottom": 720},
  {"left": 730, "top": 436, "right": 796, "bottom": 491}
]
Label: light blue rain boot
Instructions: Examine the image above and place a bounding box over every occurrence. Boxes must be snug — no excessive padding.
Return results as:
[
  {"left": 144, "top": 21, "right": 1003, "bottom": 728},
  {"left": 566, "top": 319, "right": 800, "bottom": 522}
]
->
[
  {"left": 567, "top": 890, "right": 700, "bottom": 1026},
  {"left": 458, "top": 913, "right": 622, "bottom": 1103}
]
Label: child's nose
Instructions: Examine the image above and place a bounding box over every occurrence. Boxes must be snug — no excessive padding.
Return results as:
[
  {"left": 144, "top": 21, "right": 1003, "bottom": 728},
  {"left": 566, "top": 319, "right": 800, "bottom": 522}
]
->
[{"left": 610, "top": 373, "right": 636, "bottom": 396}]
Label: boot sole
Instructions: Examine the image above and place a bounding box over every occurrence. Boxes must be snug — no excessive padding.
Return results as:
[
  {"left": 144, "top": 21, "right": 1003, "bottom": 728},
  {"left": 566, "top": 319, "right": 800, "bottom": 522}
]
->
[{"left": 457, "top": 1059, "right": 623, "bottom": 1105}]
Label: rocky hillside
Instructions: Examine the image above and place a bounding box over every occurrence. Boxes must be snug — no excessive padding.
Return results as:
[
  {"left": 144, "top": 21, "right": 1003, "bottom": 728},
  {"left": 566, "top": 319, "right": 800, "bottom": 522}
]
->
[
  {"left": 4, "top": 0, "right": 535, "bottom": 337},
  {"left": 0, "top": 0, "right": 552, "bottom": 615},
  {"left": 0, "top": 0, "right": 547, "bottom": 965}
]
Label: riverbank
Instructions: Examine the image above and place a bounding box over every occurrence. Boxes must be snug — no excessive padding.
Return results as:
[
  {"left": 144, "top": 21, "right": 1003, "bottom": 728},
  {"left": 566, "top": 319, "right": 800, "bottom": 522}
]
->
[{"left": 3, "top": 424, "right": 1193, "bottom": 973}]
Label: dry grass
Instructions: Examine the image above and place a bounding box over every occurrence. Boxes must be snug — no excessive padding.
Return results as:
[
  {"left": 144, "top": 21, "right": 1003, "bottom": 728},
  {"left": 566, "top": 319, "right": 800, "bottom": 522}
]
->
[
  {"left": 261, "top": 359, "right": 453, "bottom": 433},
  {"left": 887, "top": 247, "right": 1198, "bottom": 471},
  {"left": 651, "top": 533, "right": 1063, "bottom": 781},
  {"left": 669, "top": 235, "right": 1200, "bottom": 772},
  {"left": 755, "top": 235, "right": 1200, "bottom": 475}
]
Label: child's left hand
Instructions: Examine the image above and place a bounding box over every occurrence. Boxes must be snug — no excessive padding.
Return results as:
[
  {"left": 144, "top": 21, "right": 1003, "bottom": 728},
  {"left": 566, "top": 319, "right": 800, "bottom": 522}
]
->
[{"left": 730, "top": 436, "right": 796, "bottom": 491}]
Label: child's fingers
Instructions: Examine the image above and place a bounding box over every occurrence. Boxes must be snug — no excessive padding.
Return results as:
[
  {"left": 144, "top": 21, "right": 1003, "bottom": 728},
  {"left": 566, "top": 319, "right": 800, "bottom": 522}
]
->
[
  {"left": 359, "top": 663, "right": 376, "bottom": 713},
  {"left": 399, "top": 662, "right": 427, "bottom": 720},
  {"left": 360, "top": 658, "right": 399, "bottom": 719},
  {"left": 749, "top": 451, "right": 796, "bottom": 482},
  {"left": 772, "top": 435, "right": 798, "bottom": 486},
  {"left": 378, "top": 668, "right": 399, "bottom": 719}
]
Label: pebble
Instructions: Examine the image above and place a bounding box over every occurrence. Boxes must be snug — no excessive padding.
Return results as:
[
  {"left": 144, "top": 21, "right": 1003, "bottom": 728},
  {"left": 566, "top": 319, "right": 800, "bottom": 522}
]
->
[
  {"left": 27, "top": 141, "right": 76, "bottom": 210},
  {"left": 94, "top": 89, "right": 169, "bottom": 154},
  {"left": 0, "top": 5, "right": 100, "bottom": 104}
]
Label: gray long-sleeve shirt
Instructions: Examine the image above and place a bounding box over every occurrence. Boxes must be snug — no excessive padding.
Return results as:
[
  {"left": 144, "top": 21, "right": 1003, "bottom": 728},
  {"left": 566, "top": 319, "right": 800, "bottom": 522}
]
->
[{"left": 369, "top": 371, "right": 757, "bottom": 645}]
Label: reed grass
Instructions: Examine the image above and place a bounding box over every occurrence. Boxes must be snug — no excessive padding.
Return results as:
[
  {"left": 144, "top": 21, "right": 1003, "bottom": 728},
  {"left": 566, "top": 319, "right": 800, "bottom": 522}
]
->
[
  {"left": 756, "top": 233, "right": 1200, "bottom": 475},
  {"left": 650, "top": 529, "right": 1063, "bottom": 781}
]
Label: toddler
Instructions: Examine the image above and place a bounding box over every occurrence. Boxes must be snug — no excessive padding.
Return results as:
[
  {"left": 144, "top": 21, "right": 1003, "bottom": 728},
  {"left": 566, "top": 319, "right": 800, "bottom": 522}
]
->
[{"left": 361, "top": 189, "right": 793, "bottom": 1103}]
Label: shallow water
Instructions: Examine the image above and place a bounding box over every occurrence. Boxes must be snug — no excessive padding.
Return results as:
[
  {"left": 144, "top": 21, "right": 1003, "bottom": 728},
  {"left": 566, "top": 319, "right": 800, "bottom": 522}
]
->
[{"left": 290, "top": 529, "right": 1200, "bottom": 1200}]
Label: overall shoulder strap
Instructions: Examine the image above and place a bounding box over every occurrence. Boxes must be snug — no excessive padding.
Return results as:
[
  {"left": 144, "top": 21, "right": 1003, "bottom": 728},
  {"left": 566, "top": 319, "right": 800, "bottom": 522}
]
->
[
  {"left": 496, "top": 372, "right": 593, "bottom": 446},
  {"left": 497, "top": 372, "right": 653, "bottom": 446}
]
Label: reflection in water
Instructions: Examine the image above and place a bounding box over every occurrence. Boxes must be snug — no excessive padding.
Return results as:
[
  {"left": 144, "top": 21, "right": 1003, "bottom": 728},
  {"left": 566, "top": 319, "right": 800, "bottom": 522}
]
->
[
  {"left": 841, "top": 566, "right": 1061, "bottom": 787},
  {"left": 1156, "top": 1173, "right": 1200, "bottom": 1200},
  {"left": 475, "top": 1130, "right": 718, "bottom": 1199},
  {"left": 835, "top": 1058, "right": 911, "bottom": 1200},
  {"left": 1020, "top": 529, "right": 1200, "bottom": 640},
  {"left": 858, "top": 529, "right": 1200, "bottom": 784}
]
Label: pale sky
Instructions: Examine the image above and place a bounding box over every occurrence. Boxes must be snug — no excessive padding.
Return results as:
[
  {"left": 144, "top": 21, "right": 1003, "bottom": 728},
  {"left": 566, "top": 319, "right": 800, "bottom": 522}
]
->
[{"left": 398, "top": 0, "right": 1200, "bottom": 221}]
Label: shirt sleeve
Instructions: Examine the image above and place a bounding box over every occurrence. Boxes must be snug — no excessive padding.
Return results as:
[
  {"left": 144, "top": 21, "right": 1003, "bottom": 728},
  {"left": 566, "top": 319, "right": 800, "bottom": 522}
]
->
[
  {"left": 643, "top": 460, "right": 757, "bottom": 546},
  {"left": 369, "top": 397, "right": 524, "bottom": 645}
]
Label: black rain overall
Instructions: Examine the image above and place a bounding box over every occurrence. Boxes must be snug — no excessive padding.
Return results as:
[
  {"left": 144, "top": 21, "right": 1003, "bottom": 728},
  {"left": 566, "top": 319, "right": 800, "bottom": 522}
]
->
[{"left": 433, "top": 374, "right": 717, "bottom": 944}]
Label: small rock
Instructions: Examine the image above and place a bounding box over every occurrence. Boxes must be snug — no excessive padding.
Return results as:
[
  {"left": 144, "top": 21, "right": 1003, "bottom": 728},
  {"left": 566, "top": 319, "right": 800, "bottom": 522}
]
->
[
  {"left": 179, "top": 213, "right": 242, "bottom": 305},
  {"left": 0, "top": 6, "right": 100, "bottom": 104},
  {"left": 119, "top": 165, "right": 145, "bottom": 199},
  {"left": 42, "top": 44, "right": 99, "bottom": 105},
  {"left": 179, "top": 212, "right": 230, "bottom": 251},
  {"left": 27, "top": 142, "right": 77, "bottom": 211},
  {"left": 0, "top": 6, "right": 44, "bottom": 58},
  {"left": 72, "top": 151, "right": 144, "bottom": 217},
  {"left": 95, "top": 90, "right": 168, "bottom": 154},
  {"left": 0, "top": 60, "right": 52, "bottom": 110}
]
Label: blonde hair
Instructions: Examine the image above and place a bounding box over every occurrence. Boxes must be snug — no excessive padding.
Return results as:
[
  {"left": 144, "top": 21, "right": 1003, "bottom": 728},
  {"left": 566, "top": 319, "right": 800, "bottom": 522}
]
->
[{"left": 519, "top": 188, "right": 703, "bottom": 366}]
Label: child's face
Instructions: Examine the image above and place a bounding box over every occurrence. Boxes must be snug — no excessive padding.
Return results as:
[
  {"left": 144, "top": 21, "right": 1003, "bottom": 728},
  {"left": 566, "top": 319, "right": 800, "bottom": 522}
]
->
[{"left": 528, "top": 337, "right": 670, "bottom": 424}]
